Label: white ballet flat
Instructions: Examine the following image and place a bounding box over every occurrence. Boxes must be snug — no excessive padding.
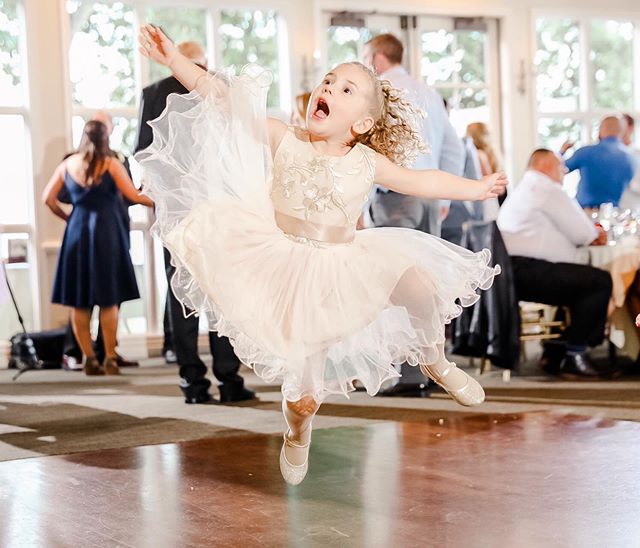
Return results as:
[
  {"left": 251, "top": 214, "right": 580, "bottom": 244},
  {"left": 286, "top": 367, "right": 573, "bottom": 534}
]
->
[
  {"left": 279, "top": 431, "right": 310, "bottom": 485},
  {"left": 420, "top": 362, "right": 485, "bottom": 407}
]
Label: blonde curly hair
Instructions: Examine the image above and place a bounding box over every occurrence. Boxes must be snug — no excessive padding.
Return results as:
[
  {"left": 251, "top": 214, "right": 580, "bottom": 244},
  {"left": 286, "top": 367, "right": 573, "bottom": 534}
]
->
[{"left": 345, "top": 62, "right": 427, "bottom": 166}]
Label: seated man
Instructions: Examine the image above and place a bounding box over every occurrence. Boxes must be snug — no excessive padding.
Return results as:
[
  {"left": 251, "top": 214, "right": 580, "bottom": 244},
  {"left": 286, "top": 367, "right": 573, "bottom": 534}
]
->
[
  {"left": 498, "top": 149, "right": 613, "bottom": 378},
  {"left": 565, "top": 116, "right": 636, "bottom": 208}
]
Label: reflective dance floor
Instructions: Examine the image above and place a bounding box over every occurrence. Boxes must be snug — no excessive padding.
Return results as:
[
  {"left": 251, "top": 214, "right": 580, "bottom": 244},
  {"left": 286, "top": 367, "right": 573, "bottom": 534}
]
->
[{"left": 1, "top": 411, "right": 639, "bottom": 547}]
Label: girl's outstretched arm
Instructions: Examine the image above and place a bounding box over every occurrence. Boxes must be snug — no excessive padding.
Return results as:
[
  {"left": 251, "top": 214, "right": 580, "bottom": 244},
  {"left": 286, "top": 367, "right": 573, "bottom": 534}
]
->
[
  {"left": 374, "top": 152, "right": 507, "bottom": 201},
  {"left": 140, "top": 24, "right": 287, "bottom": 158},
  {"left": 138, "top": 24, "right": 221, "bottom": 97}
]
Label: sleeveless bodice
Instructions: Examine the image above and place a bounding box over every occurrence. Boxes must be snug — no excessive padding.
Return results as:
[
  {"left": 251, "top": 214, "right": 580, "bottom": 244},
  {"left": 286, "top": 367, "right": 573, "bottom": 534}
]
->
[
  {"left": 271, "top": 127, "right": 376, "bottom": 244},
  {"left": 64, "top": 170, "right": 119, "bottom": 210}
]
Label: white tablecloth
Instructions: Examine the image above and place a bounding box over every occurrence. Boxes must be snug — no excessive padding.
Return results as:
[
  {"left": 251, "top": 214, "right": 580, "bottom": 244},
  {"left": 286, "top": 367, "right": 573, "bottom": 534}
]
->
[{"left": 581, "top": 238, "right": 640, "bottom": 359}]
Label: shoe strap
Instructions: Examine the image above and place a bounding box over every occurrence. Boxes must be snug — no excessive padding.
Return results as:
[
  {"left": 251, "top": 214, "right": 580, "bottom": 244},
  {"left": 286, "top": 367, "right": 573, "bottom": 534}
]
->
[
  {"left": 424, "top": 362, "right": 457, "bottom": 383},
  {"left": 284, "top": 430, "right": 310, "bottom": 449}
]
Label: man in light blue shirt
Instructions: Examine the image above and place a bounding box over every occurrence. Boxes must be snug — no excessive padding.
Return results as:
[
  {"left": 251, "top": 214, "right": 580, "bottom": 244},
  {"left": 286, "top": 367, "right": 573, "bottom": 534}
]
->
[
  {"left": 565, "top": 116, "right": 636, "bottom": 208},
  {"left": 363, "top": 33, "right": 464, "bottom": 237},
  {"left": 362, "top": 33, "right": 464, "bottom": 397}
]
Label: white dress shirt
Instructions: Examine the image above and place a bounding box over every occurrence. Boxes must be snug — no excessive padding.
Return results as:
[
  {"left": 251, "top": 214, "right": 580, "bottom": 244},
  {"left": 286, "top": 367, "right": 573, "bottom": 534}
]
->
[{"left": 498, "top": 170, "right": 597, "bottom": 264}]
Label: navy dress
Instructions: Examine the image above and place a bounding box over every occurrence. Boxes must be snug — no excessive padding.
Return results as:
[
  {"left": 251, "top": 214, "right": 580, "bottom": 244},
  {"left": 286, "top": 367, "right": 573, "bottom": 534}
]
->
[{"left": 52, "top": 170, "right": 140, "bottom": 308}]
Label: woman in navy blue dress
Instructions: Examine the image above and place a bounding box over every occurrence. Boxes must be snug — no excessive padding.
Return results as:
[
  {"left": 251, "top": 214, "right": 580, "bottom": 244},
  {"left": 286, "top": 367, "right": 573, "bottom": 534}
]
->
[{"left": 43, "top": 121, "right": 153, "bottom": 375}]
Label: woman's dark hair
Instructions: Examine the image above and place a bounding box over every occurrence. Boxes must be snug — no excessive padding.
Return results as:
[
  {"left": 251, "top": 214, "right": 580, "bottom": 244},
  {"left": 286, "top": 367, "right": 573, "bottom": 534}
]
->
[{"left": 77, "top": 120, "right": 110, "bottom": 186}]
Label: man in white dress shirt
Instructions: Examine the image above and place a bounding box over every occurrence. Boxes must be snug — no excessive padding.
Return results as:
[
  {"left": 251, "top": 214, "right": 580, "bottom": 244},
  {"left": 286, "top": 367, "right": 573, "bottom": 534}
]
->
[
  {"left": 498, "top": 149, "right": 612, "bottom": 378},
  {"left": 363, "top": 33, "right": 465, "bottom": 396}
]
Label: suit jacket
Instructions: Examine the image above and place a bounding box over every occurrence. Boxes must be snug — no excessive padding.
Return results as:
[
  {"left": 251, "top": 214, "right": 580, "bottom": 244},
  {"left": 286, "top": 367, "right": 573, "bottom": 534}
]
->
[{"left": 135, "top": 75, "right": 189, "bottom": 154}]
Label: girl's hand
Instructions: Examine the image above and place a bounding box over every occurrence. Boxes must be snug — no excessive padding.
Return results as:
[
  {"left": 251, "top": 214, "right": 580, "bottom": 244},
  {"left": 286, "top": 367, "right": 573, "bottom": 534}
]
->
[
  {"left": 635, "top": 314, "right": 640, "bottom": 328},
  {"left": 476, "top": 172, "right": 508, "bottom": 200},
  {"left": 138, "top": 24, "right": 177, "bottom": 67}
]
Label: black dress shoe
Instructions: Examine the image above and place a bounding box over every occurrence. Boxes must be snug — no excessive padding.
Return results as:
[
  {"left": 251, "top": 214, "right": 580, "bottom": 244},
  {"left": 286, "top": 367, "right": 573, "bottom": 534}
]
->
[
  {"left": 377, "top": 382, "right": 431, "bottom": 398},
  {"left": 218, "top": 385, "right": 256, "bottom": 403},
  {"left": 115, "top": 354, "right": 139, "bottom": 368},
  {"left": 539, "top": 342, "right": 566, "bottom": 376},
  {"left": 184, "top": 392, "right": 218, "bottom": 404},
  {"left": 559, "top": 352, "right": 601, "bottom": 380}
]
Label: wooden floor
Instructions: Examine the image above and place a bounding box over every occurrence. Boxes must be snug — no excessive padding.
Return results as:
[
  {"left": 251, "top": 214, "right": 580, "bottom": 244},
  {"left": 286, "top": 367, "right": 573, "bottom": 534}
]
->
[{"left": 0, "top": 411, "right": 639, "bottom": 548}]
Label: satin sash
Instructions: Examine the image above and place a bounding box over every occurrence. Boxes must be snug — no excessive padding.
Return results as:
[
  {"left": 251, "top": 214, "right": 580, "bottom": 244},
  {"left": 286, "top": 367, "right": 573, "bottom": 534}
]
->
[{"left": 274, "top": 211, "right": 355, "bottom": 244}]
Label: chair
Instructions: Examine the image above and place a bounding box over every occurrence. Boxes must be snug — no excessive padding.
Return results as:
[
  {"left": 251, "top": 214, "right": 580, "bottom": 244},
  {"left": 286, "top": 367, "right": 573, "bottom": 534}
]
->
[
  {"left": 451, "top": 221, "right": 520, "bottom": 375},
  {"left": 519, "top": 303, "right": 570, "bottom": 363}
]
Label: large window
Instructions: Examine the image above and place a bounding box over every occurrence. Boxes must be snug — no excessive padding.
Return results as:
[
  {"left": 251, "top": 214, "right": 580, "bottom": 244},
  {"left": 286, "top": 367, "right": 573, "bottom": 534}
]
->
[
  {"left": 0, "top": 0, "right": 35, "bottom": 341},
  {"left": 65, "top": 2, "right": 289, "bottom": 337},
  {"left": 419, "top": 21, "right": 493, "bottom": 136},
  {"left": 325, "top": 13, "right": 401, "bottom": 71},
  {"left": 324, "top": 14, "right": 500, "bottom": 139},
  {"left": 535, "top": 16, "right": 640, "bottom": 192},
  {"left": 220, "top": 9, "right": 282, "bottom": 108}
]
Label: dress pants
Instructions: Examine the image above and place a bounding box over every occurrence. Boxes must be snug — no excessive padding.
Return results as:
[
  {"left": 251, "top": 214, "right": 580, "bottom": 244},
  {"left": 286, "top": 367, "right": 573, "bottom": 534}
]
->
[
  {"left": 163, "top": 247, "right": 245, "bottom": 399},
  {"left": 510, "top": 256, "right": 612, "bottom": 347},
  {"left": 370, "top": 191, "right": 440, "bottom": 385}
]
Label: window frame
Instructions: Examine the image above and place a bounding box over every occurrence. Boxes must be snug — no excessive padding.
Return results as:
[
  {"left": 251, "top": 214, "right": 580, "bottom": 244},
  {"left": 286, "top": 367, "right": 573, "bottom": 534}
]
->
[
  {"left": 0, "top": 0, "right": 40, "bottom": 335},
  {"left": 531, "top": 9, "right": 640, "bottom": 151}
]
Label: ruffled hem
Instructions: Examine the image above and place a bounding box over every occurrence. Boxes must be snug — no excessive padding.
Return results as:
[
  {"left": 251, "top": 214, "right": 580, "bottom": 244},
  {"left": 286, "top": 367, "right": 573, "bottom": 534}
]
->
[{"left": 165, "top": 221, "right": 499, "bottom": 403}]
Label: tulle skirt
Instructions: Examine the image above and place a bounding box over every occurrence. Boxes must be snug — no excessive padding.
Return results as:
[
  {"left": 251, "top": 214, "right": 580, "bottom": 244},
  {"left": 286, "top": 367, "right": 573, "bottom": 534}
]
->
[{"left": 136, "top": 65, "right": 500, "bottom": 402}]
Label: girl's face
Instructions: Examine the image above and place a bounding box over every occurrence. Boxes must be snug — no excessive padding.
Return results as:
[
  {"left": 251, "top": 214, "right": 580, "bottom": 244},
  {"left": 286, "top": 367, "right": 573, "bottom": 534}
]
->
[{"left": 306, "top": 64, "right": 376, "bottom": 142}]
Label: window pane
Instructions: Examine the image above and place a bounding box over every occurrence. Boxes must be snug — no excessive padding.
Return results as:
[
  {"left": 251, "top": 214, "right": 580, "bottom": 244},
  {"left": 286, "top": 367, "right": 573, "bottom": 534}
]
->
[
  {"left": 68, "top": 1, "right": 136, "bottom": 107},
  {"left": 143, "top": 7, "right": 208, "bottom": 84},
  {"left": 220, "top": 10, "right": 280, "bottom": 108},
  {"left": 535, "top": 18, "right": 580, "bottom": 113},
  {"left": 590, "top": 20, "right": 633, "bottom": 110},
  {"left": 421, "top": 30, "right": 486, "bottom": 86},
  {"left": 326, "top": 26, "right": 378, "bottom": 69},
  {"left": 537, "top": 117, "right": 582, "bottom": 150},
  {"left": 447, "top": 88, "right": 488, "bottom": 136},
  {"left": 0, "top": 0, "right": 24, "bottom": 106},
  {"left": 0, "top": 115, "right": 29, "bottom": 224},
  {"left": 421, "top": 30, "right": 456, "bottom": 85},
  {"left": 456, "top": 31, "right": 486, "bottom": 85}
]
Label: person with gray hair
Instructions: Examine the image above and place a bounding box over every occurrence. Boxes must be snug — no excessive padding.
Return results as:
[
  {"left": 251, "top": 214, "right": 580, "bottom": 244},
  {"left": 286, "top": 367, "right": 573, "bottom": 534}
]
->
[{"left": 135, "top": 36, "right": 254, "bottom": 404}]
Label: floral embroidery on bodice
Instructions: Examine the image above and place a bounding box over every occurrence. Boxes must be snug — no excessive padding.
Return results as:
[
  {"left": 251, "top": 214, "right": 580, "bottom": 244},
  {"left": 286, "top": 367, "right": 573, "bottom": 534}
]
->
[{"left": 271, "top": 127, "right": 376, "bottom": 229}]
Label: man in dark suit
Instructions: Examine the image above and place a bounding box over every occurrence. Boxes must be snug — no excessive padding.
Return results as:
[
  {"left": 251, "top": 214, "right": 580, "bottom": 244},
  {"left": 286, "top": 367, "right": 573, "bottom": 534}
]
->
[{"left": 135, "top": 40, "right": 254, "bottom": 404}]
